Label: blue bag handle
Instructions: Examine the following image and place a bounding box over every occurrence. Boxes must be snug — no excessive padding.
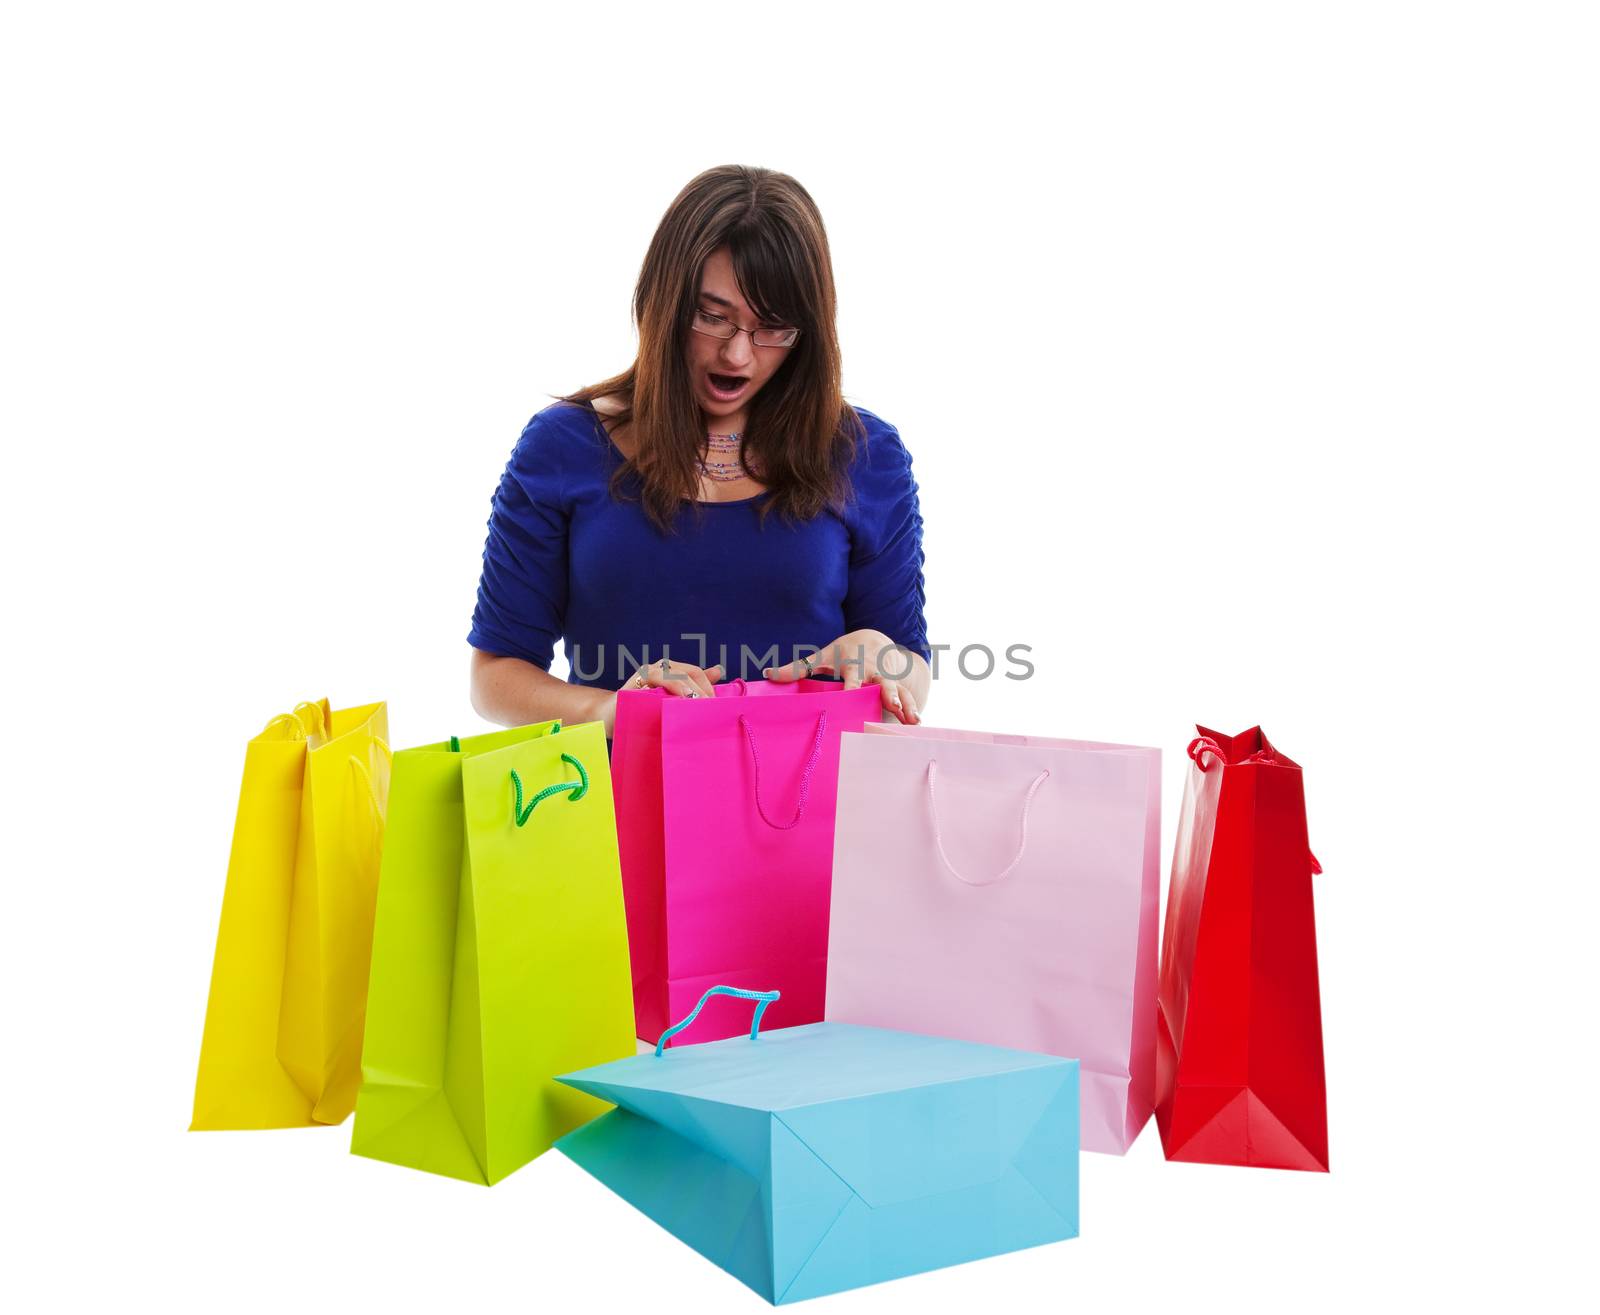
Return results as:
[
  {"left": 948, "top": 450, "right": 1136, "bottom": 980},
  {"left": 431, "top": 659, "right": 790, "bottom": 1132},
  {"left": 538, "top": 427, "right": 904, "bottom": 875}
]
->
[{"left": 654, "top": 985, "right": 780, "bottom": 1056}]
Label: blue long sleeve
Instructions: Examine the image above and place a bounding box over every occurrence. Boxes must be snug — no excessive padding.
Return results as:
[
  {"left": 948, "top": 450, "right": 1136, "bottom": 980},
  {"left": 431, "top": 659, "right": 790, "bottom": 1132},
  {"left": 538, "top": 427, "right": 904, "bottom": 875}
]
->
[
  {"left": 839, "top": 418, "right": 929, "bottom": 661},
  {"left": 468, "top": 415, "right": 572, "bottom": 670}
]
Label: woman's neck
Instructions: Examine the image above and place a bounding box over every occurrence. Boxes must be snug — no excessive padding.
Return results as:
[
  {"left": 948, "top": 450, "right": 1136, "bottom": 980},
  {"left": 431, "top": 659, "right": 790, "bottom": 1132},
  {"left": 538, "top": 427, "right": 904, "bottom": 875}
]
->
[{"left": 707, "top": 408, "right": 750, "bottom": 436}]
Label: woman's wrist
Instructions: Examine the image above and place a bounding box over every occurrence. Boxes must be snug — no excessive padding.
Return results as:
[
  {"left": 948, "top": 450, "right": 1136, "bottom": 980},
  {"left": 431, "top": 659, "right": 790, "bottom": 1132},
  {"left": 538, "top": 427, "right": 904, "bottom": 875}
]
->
[{"left": 584, "top": 685, "right": 619, "bottom": 736}]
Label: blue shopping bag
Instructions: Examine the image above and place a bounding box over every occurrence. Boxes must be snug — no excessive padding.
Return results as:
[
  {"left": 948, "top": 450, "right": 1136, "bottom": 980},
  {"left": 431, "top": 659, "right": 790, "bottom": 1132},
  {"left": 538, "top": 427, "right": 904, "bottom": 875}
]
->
[{"left": 557, "top": 986, "right": 1079, "bottom": 1304}]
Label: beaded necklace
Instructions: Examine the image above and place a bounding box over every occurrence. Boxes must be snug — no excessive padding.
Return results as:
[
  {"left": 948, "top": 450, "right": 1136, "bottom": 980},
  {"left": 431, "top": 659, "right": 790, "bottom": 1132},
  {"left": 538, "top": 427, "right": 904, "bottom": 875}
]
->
[{"left": 699, "top": 431, "right": 755, "bottom": 483}]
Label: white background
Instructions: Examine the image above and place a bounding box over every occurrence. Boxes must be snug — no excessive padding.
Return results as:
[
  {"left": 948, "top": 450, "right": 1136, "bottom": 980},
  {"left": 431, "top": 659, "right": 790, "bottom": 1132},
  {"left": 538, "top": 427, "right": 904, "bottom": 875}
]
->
[{"left": 4, "top": 2, "right": 1596, "bottom": 1310}]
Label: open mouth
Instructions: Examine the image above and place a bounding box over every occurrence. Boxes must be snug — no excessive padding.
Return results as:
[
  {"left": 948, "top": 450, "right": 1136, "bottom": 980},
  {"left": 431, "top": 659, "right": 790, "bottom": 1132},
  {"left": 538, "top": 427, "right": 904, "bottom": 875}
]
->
[{"left": 706, "top": 371, "right": 749, "bottom": 401}]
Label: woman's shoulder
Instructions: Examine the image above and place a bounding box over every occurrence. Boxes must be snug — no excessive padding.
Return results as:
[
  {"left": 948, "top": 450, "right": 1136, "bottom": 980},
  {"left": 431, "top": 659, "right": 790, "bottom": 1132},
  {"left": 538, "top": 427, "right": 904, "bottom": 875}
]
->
[
  {"left": 507, "top": 400, "right": 616, "bottom": 485},
  {"left": 843, "top": 404, "right": 915, "bottom": 489},
  {"left": 849, "top": 404, "right": 904, "bottom": 445},
  {"left": 519, "top": 398, "right": 614, "bottom": 450},
  {"left": 836, "top": 404, "right": 920, "bottom": 555}
]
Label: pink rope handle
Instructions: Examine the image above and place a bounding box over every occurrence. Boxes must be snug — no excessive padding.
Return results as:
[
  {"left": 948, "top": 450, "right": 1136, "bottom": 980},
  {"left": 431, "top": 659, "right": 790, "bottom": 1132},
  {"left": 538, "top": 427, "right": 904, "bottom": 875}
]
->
[
  {"left": 925, "top": 760, "right": 1051, "bottom": 887},
  {"left": 738, "top": 712, "right": 827, "bottom": 830}
]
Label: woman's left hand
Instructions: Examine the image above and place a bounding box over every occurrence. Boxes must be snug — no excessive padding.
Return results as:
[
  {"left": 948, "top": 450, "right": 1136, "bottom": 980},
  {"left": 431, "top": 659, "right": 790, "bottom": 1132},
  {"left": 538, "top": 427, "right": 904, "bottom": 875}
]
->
[{"left": 763, "top": 629, "right": 925, "bottom": 724}]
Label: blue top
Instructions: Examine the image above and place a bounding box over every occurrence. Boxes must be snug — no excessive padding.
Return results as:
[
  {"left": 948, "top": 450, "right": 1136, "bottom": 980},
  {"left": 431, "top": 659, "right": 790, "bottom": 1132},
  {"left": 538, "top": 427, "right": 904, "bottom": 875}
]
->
[{"left": 468, "top": 401, "right": 929, "bottom": 689}]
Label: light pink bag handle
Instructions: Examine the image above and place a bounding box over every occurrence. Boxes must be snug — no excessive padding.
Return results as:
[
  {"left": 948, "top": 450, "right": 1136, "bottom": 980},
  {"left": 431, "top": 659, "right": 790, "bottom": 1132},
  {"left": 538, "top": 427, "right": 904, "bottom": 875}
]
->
[
  {"left": 925, "top": 760, "right": 1051, "bottom": 887},
  {"left": 738, "top": 712, "right": 827, "bottom": 830}
]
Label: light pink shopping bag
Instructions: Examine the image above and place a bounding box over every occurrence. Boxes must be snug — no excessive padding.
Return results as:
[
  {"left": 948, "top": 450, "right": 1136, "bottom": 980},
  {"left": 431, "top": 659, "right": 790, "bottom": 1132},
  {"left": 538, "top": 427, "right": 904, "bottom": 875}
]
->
[
  {"left": 826, "top": 723, "right": 1161, "bottom": 1153},
  {"left": 613, "top": 678, "right": 880, "bottom": 1046}
]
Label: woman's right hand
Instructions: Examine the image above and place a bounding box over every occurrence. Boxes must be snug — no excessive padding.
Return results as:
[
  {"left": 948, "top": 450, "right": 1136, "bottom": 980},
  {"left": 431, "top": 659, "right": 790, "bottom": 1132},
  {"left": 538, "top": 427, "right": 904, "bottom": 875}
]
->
[{"left": 600, "top": 659, "right": 724, "bottom": 735}]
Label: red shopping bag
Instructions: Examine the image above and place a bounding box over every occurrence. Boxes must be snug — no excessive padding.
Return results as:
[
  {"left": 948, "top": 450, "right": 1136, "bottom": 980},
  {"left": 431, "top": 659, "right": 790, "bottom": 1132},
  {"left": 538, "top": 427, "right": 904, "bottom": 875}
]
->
[{"left": 1155, "top": 726, "right": 1328, "bottom": 1170}]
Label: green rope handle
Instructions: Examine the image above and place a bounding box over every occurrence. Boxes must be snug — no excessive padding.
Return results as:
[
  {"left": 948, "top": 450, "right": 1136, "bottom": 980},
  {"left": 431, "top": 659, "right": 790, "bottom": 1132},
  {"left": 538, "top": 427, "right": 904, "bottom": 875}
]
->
[{"left": 511, "top": 753, "right": 589, "bottom": 826}]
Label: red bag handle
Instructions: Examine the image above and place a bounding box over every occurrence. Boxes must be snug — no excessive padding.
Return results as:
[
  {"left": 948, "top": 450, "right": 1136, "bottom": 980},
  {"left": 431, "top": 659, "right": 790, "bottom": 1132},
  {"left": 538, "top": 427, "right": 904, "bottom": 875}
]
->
[{"left": 1188, "top": 736, "right": 1323, "bottom": 874}]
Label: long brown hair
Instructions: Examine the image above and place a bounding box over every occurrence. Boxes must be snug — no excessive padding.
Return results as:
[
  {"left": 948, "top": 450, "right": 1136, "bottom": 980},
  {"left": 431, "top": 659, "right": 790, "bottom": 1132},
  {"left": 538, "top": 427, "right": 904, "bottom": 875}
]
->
[{"left": 563, "top": 165, "right": 864, "bottom": 530}]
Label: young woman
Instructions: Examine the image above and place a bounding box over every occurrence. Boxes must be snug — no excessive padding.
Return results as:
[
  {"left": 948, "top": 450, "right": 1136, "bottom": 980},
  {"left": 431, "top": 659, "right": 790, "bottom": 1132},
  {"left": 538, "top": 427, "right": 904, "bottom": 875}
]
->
[{"left": 467, "top": 165, "right": 930, "bottom": 735}]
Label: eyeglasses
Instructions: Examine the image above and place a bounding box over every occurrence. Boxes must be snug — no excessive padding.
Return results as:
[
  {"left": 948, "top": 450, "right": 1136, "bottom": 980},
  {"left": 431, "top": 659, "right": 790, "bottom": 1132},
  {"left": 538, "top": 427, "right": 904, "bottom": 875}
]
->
[{"left": 691, "top": 308, "right": 801, "bottom": 349}]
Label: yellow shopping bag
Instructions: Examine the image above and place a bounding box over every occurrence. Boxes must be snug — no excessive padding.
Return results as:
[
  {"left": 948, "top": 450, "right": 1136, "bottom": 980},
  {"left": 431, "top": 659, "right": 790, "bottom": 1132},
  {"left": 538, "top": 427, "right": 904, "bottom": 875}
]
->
[{"left": 191, "top": 698, "right": 389, "bottom": 1129}]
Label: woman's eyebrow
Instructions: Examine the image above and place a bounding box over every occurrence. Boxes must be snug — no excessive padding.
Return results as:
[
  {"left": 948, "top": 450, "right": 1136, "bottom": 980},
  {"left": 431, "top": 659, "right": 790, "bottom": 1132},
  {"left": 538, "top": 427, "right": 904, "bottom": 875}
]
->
[{"left": 699, "top": 291, "right": 788, "bottom": 325}]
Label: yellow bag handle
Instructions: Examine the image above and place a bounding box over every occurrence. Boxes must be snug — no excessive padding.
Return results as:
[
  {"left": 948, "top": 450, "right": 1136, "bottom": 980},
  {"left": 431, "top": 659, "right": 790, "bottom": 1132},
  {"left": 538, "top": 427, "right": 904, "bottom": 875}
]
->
[
  {"left": 261, "top": 700, "right": 331, "bottom": 741},
  {"left": 348, "top": 738, "right": 392, "bottom": 816}
]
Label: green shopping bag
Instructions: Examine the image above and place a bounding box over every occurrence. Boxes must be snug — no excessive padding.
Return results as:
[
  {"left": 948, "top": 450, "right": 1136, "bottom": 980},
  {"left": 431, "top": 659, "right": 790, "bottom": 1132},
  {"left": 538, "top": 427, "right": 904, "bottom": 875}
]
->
[{"left": 351, "top": 719, "right": 635, "bottom": 1185}]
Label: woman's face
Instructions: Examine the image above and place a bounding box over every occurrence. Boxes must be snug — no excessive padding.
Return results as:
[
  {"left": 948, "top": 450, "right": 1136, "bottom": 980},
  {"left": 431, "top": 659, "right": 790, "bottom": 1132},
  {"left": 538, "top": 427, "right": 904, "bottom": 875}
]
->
[{"left": 685, "top": 246, "right": 795, "bottom": 430}]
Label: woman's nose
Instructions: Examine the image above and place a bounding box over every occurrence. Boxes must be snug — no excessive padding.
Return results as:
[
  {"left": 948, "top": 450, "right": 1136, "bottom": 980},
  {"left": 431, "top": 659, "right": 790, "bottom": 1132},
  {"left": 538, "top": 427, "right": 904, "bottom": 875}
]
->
[{"left": 719, "top": 333, "right": 755, "bottom": 368}]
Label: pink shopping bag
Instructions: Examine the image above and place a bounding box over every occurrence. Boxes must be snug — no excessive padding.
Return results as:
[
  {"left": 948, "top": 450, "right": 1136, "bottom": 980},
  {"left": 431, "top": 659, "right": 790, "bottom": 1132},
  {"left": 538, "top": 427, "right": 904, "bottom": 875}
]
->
[
  {"left": 612, "top": 678, "right": 881, "bottom": 1046},
  {"left": 826, "top": 723, "right": 1162, "bottom": 1153}
]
